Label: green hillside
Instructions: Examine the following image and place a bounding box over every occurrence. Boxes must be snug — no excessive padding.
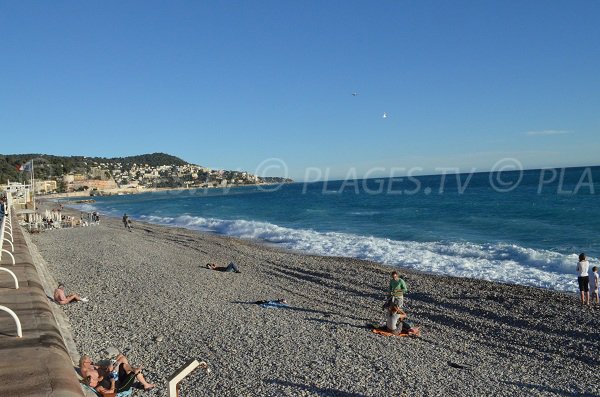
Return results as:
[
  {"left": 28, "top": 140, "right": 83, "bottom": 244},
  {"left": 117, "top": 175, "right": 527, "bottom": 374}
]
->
[{"left": 0, "top": 152, "right": 190, "bottom": 184}]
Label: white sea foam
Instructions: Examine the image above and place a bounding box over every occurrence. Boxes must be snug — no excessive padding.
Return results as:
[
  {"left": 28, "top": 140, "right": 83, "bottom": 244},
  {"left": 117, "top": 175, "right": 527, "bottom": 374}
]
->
[
  {"left": 139, "top": 214, "right": 579, "bottom": 293},
  {"left": 65, "top": 203, "right": 99, "bottom": 213}
]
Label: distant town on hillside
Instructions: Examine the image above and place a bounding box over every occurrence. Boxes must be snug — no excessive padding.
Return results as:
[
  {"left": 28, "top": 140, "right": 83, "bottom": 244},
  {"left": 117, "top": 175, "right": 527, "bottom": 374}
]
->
[{"left": 0, "top": 153, "right": 292, "bottom": 195}]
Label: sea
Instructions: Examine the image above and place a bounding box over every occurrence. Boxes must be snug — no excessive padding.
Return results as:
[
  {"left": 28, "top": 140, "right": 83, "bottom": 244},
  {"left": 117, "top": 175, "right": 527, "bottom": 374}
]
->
[{"left": 65, "top": 166, "right": 600, "bottom": 293}]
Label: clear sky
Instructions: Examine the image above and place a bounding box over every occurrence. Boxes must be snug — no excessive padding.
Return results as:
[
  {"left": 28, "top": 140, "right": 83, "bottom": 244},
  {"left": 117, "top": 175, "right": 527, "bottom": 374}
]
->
[{"left": 1, "top": 1, "right": 599, "bottom": 180}]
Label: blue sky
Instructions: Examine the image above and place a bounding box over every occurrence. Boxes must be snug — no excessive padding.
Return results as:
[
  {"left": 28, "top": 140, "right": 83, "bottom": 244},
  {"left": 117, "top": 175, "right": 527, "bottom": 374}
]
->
[{"left": 1, "top": 1, "right": 599, "bottom": 180}]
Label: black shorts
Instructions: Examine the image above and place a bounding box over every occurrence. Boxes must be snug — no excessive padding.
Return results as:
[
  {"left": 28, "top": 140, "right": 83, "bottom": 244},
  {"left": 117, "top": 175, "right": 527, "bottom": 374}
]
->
[
  {"left": 578, "top": 276, "right": 590, "bottom": 292},
  {"left": 115, "top": 365, "right": 137, "bottom": 392}
]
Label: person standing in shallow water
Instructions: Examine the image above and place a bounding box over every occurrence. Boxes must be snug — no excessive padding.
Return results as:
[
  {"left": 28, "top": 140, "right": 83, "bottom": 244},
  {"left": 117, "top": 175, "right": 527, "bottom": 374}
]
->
[{"left": 576, "top": 253, "right": 590, "bottom": 306}]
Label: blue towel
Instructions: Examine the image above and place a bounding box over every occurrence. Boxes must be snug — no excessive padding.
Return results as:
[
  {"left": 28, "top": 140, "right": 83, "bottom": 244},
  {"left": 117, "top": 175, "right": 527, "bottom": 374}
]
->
[
  {"left": 80, "top": 383, "right": 133, "bottom": 397},
  {"left": 259, "top": 301, "right": 290, "bottom": 309}
]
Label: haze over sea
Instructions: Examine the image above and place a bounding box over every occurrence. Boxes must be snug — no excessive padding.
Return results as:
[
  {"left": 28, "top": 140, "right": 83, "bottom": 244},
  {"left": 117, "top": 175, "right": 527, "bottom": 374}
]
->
[{"left": 68, "top": 166, "right": 600, "bottom": 294}]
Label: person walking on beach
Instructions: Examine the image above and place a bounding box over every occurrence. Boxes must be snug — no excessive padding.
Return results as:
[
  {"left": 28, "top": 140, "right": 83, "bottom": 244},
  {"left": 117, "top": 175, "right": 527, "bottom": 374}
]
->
[
  {"left": 123, "top": 213, "right": 132, "bottom": 231},
  {"left": 576, "top": 253, "right": 590, "bottom": 305},
  {"left": 591, "top": 266, "right": 599, "bottom": 305},
  {"left": 387, "top": 271, "right": 408, "bottom": 308}
]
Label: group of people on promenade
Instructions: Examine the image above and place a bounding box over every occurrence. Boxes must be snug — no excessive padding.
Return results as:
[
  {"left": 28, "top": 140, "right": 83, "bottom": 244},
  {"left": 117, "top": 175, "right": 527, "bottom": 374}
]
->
[{"left": 576, "top": 253, "right": 599, "bottom": 306}]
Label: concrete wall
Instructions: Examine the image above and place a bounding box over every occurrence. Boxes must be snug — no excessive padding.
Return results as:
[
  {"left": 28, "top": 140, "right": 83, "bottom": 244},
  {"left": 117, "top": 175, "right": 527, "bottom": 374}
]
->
[{"left": 0, "top": 211, "right": 84, "bottom": 396}]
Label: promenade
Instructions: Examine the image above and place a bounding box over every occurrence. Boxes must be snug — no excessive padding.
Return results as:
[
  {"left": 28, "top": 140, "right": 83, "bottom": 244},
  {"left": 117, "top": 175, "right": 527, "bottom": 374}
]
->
[{"left": 0, "top": 208, "right": 83, "bottom": 397}]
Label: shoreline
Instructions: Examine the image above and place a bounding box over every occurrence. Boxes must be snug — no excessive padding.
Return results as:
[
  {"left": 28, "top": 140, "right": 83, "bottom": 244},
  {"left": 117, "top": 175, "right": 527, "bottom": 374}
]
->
[
  {"left": 28, "top": 202, "right": 600, "bottom": 396},
  {"left": 54, "top": 197, "right": 580, "bottom": 296}
]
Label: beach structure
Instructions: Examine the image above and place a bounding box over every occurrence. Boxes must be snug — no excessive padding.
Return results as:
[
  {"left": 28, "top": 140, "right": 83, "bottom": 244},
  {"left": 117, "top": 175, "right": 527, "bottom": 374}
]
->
[
  {"left": 0, "top": 190, "right": 84, "bottom": 396},
  {"left": 1, "top": 195, "right": 15, "bottom": 266},
  {"left": 0, "top": 200, "right": 19, "bottom": 289},
  {"left": 167, "top": 359, "right": 209, "bottom": 397},
  {"left": 1, "top": 181, "right": 32, "bottom": 209},
  {"left": 0, "top": 198, "right": 21, "bottom": 337}
]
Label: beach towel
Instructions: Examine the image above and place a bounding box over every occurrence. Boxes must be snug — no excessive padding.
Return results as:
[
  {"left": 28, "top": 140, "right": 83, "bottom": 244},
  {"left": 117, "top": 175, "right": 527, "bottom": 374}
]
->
[
  {"left": 81, "top": 383, "right": 133, "bottom": 397},
  {"left": 257, "top": 300, "right": 289, "bottom": 309},
  {"left": 371, "top": 327, "right": 420, "bottom": 337}
]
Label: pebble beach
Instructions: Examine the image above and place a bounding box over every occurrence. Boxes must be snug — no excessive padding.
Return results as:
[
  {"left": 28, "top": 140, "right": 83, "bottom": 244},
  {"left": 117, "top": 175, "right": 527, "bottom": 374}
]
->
[{"left": 29, "top": 210, "right": 600, "bottom": 397}]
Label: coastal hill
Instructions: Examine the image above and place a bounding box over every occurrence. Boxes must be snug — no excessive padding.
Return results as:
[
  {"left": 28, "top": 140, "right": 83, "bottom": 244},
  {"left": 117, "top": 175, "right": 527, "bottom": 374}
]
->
[{"left": 0, "top": 152, "right": 292, "bottom": 193}]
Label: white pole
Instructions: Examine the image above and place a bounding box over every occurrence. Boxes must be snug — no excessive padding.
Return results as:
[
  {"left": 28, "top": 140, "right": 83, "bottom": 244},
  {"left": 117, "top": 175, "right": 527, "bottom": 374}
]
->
[
  {"left": 167, "top": 359, "right": 209, "bottom": 397},
  {"left": 32, "top": 160, "right": 36, "bottom": 211},
  {"left": 0, "top": 305, "right": 22, "bottom": 337}
]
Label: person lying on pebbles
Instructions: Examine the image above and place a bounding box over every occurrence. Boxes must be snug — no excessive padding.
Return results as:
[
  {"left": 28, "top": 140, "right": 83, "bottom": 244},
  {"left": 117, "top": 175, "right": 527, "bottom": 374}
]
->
[{"left": 205, "top": 262, "right": 241, "bottom": 273}]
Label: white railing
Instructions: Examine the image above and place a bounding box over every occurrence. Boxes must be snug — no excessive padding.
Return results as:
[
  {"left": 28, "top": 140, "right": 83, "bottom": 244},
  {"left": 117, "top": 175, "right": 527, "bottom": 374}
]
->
[
  {"left": 0, "top": 205, "right": 18, "bottom": 288},
  {"left": 1, "top": 207, "right": 16, "bottom": 265},
  {"left": 0, "top": 268, "right": 18, "bottom": 289},
  {"left": 0, "top": 305, "right": 22, "bottom": 337},
  {"left": 0, "top": 204, "right": 18, "bottom": 288},
  {"left": 0, "top": 202, "right": 22, "bottom": 337},
  {"left": 3, "top": 206, "right": 13, "bottom": 244}
]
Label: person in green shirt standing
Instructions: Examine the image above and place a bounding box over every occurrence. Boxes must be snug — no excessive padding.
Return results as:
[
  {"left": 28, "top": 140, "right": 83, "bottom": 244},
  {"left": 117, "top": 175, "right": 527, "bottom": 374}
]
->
[{"left": 388, "top": 270, "right": 408, "bottom": 308}]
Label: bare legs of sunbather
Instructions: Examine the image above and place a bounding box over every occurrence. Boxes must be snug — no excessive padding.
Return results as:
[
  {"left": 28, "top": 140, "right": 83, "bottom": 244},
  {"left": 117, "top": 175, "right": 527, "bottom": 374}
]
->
[
  {"left": 114, "top": 354, "right": 155, "bottom": 390},
  {"left": 53, "top": 284, "right": 85, "bottom": 304}
]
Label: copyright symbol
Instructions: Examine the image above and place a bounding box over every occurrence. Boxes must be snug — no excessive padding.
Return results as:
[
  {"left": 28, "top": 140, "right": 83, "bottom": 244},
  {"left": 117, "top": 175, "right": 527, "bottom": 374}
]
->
[
  {"left": 254, "top": 158, "right": 288, "bottom": 192},
  {"left": 489, "top": 158, "right": 523, "bottom": 192}
]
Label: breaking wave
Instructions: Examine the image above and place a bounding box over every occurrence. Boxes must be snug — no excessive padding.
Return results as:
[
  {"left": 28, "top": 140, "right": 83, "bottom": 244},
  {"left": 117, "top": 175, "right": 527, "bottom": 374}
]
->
[{"left": 138, "top": 214, "right": 578, "bottom": 293}]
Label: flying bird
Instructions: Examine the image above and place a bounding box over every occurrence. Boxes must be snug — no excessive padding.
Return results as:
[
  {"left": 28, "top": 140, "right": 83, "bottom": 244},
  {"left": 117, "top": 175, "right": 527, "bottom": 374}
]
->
[
  {"left": 382, "top": 112, "right": 388, "bottom": 119},
  {"left": 352, "top": 92, "right": 358, "bottom": 96}
]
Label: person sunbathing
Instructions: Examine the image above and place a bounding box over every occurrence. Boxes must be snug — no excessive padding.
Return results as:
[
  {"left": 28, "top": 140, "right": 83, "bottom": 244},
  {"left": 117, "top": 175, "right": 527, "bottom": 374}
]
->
[
  {"left": 53, "top": 283, "right": 88, "bottom": 304},
  {"left": 205, "top": 262, "right": 241, "bottom": 273},
  {"left": 79, "top": 354, "right": 102, "bottom": 388},
  {"left": 80, "top": 353, "right": 155, "bottom": 393}
]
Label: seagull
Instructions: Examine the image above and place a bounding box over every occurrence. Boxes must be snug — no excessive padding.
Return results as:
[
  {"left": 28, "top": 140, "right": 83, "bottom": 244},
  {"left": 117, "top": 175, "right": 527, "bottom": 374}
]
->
[
  {"left": 352, "top": 92, "right": 358, "bottom": 96},
  {"left": 382, "top": 112, "right": 388, "bottom": 119}
]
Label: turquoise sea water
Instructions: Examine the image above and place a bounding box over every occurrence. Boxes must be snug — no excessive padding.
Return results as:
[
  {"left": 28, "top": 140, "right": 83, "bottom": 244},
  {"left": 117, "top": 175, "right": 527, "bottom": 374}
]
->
[{"left": 66, "top": 166, "right": 600, "bottom": 293}]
